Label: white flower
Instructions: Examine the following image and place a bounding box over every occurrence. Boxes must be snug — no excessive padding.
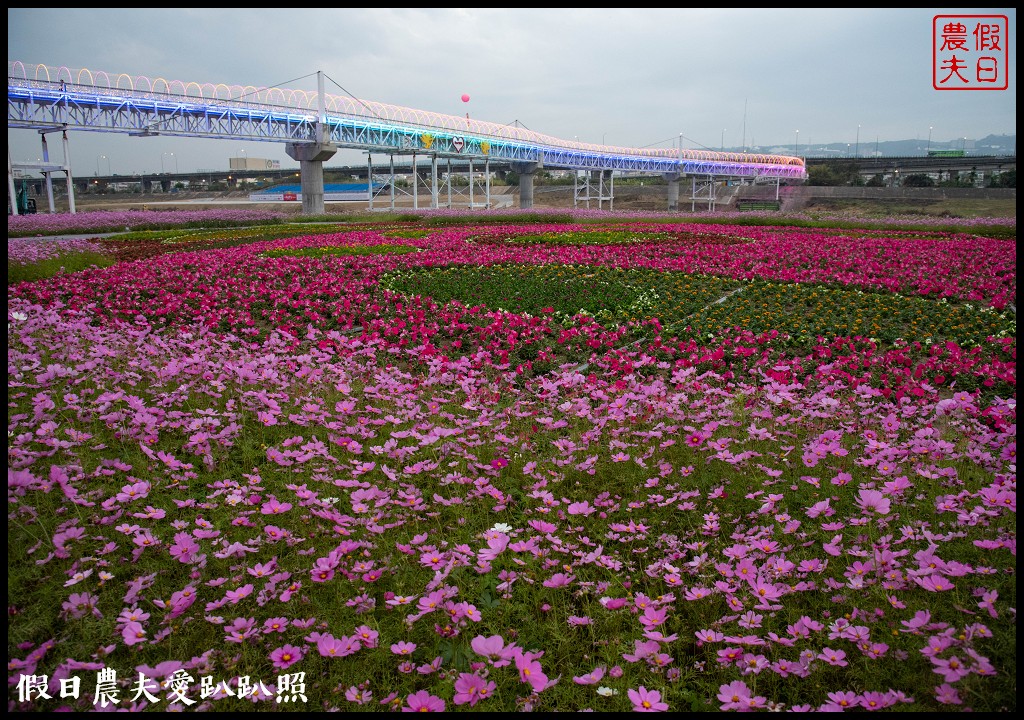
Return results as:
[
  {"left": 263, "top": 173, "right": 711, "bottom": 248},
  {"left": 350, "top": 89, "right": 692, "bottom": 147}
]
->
[
  {"left": 596, "top": 686, "right": 618, "bottom": 697},
  {"left": 489, "top": 522, "right": 513, "bottom": 535},
  {"left": 11, "top": 311, "right": 28, "bottom": 321}
]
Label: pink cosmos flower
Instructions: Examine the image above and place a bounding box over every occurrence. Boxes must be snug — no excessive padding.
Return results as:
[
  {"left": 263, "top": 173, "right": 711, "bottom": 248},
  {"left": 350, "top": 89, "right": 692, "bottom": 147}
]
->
[
  {"left": 514, "top": 650, "right": 549, "bottom": 693},
  {"left": 717, "top": 681, "right": 751, "bottom": 711},
  {"left": 822, "top": 690, "right": 861, "bottom": 710},
  {"left": 453, "top": 673, "right": 496, "bottom": 707},
  {"left": 543, "top": 572, "right": 574, "bottom": 588},
  {"left": 931, "top": 655, "right": 971, "bottom": 682},
  {"left": 263, "top": 617, "right": 289, "bottom": 633},
  {"left": 354, "top": 625, "right": 379, "bottom": 648},
  {"left": 914, "top": 574, "right": 956, "bottom": 592},
  {"left": 269, "top": 644, "right": 303, "bottom": 671},
  {"left": 567, "top": 501, "right": 595, "bottom": 516},
  {"left": 317, "top": 634, "right": 357, "bottom": 658},
  {"left": 62, "top": 592, "right": 102, "bottom": 620},
  {"left": 260, "top": 497, "right": 292, "bottom": 515},
  {"left": 934, "top": 683, "right": 962, "bottom": 705},
  {"left": 628, "top": 686, "right": 668, "bottom": 712},
  {"left": 818, "top": 648, "right": 848, "bottom": 666},
  {"left": 224, "top": 584, "right": 254, "bottom": 604},
  {"left": 857, "top": 488, "right": 891, "bottom": 515},
  {"left": 573, "top": 666, "right": 606, "bottom": 685},
  {"left": 121, "top": 621, "right": 147, "bottom": 646},
  {"left": 471, "top": 634, "right": 517, "bottom": 667},
  {"left": 403, "top": 690, "right": 445, "bottom": 712}
]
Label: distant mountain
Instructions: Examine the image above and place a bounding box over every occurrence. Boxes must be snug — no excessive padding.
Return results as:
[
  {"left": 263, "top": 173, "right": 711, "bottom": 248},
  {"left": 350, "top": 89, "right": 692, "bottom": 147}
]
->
[{"left": 725, "top": 134, "right": 1016, "bottom": 158}]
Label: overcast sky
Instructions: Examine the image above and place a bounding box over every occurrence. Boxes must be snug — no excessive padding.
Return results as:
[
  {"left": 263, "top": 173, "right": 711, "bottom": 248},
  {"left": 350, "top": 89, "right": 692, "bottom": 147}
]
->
[{"left": 8, "top": 8, "right": 1017, "bottom": 176}]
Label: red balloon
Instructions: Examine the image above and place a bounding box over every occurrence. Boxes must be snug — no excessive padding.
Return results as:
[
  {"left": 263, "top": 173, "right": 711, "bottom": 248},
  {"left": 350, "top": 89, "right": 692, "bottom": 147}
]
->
[{"left": 461, "top": 94, "right": 470, "bottom": 103}]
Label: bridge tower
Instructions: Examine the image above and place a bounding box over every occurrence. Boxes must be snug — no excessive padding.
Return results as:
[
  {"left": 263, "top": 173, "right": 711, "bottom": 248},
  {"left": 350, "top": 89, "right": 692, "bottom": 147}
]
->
[{"left": 285, "top": 71, "right": 337, "bottom": 215}]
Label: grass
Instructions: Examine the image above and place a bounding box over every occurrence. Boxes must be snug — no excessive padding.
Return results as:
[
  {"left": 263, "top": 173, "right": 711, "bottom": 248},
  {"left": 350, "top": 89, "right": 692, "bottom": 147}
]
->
[{"left": 8, "top": 250, "right": 117, "bottom": 283}]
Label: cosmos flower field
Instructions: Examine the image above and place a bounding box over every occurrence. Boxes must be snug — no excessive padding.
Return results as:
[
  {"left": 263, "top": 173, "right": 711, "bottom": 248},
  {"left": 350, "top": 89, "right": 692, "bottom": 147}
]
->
[{"left": 7, "top": 209, "right": 1016, "bottom": 712}]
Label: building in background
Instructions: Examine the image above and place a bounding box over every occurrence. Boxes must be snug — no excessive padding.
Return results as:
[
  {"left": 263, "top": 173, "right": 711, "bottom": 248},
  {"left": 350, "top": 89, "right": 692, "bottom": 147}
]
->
[{"left": 229, "top": 157, "right": 281, "bottom": 171}]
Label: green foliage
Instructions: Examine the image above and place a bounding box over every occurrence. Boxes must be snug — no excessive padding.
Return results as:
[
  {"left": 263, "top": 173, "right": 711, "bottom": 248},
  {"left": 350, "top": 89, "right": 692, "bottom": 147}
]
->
[
  {"left": 806, "top": 161, "right": 862, "bottom": 186},
  {"left": 902, "top": 174, "right": 936, "bottom": 187},
  {"left": 987, "top": 169, "right": 1015, "bottom": 188},
  {"left": 8, "top": 251, "right": 116, "bottom": 284}
]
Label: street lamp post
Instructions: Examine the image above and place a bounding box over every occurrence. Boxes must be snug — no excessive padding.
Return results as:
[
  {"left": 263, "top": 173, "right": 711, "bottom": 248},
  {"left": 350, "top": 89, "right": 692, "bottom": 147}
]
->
[
  {"left": 961, "top": 137, "right": 967, "bottom": 153},
  {"left": 96, "top": 154, "right": 110, "bottom": 175},
  {"left": 926, "top": 127, "right": 933, "bottom": 155},
  {"left": 855, "top": 125, "right": 860, "bottom": 158},
  {"left": 795, "top": 130, "right": 799, "bottom": 157},
  {"left": 721, "top": 128, "right": 726, "bottom": 152}
]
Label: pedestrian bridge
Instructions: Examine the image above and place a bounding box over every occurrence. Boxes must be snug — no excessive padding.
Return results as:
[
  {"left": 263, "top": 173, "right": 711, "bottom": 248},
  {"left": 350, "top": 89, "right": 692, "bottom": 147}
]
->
[{"left": 8, "top": 60, "right": 806, "bottom": 214}]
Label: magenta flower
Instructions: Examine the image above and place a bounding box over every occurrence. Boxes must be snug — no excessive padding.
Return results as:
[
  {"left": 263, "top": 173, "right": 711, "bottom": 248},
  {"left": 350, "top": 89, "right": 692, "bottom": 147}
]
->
[
  {"left": 270, "top": 644, "right": 303, "bottom": 670},
  {"left": 317, "top": 634, "right": 356, "bottom": 658},
  {"left": 914, "top": 574, "right": 956, "bottom": 592},
  {"left": 62, "top": 592, "right": 102, "bottom": 620},
  {"left": 260, "top": 497, "right": 292, "bottom": 514},
  {"left": 543, "top": 572, "right": 574, "bottom": 588},
  {"left": 822, "top": 690, "right": 861, "bottom": 710},
  {"left": 934, "top": 683, "right": 963, "bottom": 705},
  {"left": 471, "top": 634, "right": 517, "bottom": 667},
  {"left": 931, "top": 655, "right": 971, "bottom": 682},
  {"left": 514, "top": 650, "right": 549, "bottom": 693},
  {"left": 818, "top": 647, "right": 848, "bottom": 666},
  {"left": 717, "top": 680, "right": 751, "bottom": 711},
  {"left": 403, "top": 690, "right": 445, "bottom": 712},
  {"left": 628, "top": 686, "right": 669, "bottom": 712},
  {"left": 453, "top": 672, "right": 496, "bottom": 707},
  {"left": 121, "top": 621, "right": 147, "bottom": 646},
  {"left": 224, "top": 584, "right": 254, "bottom": 604},
  {"left": 391, "top": 641, "right": 417, "bottom": 656},
  {"left": 354, "top": 625, "right": 379, "bottom": 648},
  {"left": 573, "top": 666, "right": 606, "bottom": 685},
  {"left": 263, "top": 617, "right": 289, "bottom": 633},
  {"left": 857, "top": 488, "right": 891, "bottom": 515}
]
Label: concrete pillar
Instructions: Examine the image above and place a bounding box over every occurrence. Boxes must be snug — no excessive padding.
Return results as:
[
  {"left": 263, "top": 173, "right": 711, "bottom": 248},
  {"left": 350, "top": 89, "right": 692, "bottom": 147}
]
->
[
  {"left": 286, "top": 141, "right": 338, "bottom": 215},
  {"left": 430, "top": 155, "right": 438, "bottom": 209},
  {"left": 511, "top": 160, "right": 542, "bottom": 209},
  {"left": 664, "top": 172, "right": 680, "bottom": 211}
]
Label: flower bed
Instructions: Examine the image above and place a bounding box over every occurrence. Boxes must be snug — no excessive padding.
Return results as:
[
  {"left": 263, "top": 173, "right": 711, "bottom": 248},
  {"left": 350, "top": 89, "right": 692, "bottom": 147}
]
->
[{"left": 7, "top": 215, "right": 1016, "bottom": 712}]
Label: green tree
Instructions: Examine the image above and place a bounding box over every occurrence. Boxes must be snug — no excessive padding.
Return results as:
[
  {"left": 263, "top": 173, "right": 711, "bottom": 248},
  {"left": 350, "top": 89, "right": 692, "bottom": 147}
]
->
[
  {"left": 987, "top": 169, "right": 1016, "bottom": 188},
  {"left": 902, "top": 173, "right": 935, "bottom": 187},
  {"left": 807, "top": 161, "right": 861, "bottom": 186}
]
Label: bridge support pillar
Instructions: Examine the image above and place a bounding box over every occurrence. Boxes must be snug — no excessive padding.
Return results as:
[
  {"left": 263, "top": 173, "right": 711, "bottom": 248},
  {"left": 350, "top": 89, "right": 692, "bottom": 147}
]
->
[
  {"left": 511, "top": 159, "right": 542, "bottom": 209},
  {"left": 286, "top": 141, "right": 338, "bottom": 215},
  {"left": 430, "top": 155, "right": 439, "bottom": 209},
  {"left": 664, "top": 172, "right": 680, "bottom": 211}
]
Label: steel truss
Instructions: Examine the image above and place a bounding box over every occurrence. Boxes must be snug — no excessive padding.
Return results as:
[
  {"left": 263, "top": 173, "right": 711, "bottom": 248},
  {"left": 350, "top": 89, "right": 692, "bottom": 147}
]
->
[
  {"left": 9, "top": 64, "right": 807, "bottom": 181},
  {"left": 690, "top": 176, "right": 721, "bottom": 212},
  {"left": 574, "top": 170, "right": 614, "bottom": 210}
]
